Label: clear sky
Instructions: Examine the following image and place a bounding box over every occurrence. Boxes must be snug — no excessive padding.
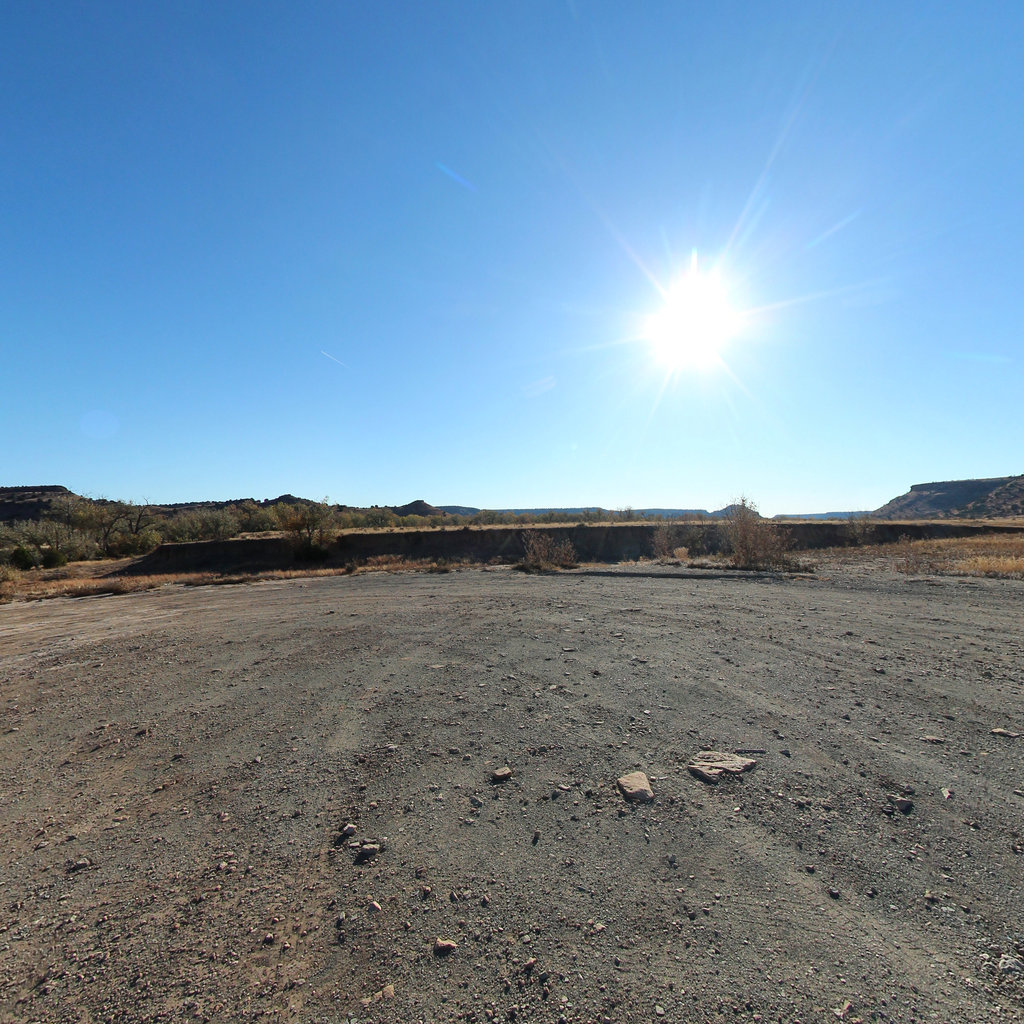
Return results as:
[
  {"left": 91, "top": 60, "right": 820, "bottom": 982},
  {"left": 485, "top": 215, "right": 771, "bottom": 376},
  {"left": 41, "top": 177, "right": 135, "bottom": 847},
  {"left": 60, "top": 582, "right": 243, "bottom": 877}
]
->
[{"left": 3, "top": 2, "right": 1022, "bottom": 515}]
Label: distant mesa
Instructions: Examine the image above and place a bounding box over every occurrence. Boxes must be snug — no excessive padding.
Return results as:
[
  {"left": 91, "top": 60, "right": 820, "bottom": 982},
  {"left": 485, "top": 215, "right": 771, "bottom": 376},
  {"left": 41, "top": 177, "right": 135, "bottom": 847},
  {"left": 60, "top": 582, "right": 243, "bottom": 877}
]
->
[
  {"left": 873, "top": 475, "right": 1024, "bottom": 519},
  {"left": 0, "top": 485, "right": 74, "bottom": 521}
]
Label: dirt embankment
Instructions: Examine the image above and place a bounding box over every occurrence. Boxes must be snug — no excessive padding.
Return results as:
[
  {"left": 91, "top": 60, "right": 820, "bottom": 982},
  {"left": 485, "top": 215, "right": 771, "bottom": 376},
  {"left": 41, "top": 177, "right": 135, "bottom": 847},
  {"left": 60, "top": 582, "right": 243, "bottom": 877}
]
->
[
  {"left": 1, "top": 561, "right": 1023, "bottom": 1022},
  {"left": 128, "top": 521, "right": 1024, "bottom": 576}
]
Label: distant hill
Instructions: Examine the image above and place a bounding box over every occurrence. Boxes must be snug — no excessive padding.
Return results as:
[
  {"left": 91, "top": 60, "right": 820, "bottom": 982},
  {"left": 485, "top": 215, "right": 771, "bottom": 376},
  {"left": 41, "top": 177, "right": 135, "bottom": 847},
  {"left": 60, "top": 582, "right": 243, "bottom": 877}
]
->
[
  {"left": 389, "top": 499, "right": 446, "bottom": 518},
  {"left": 874, "top": 475, "right": 1024, "bottom": 519},
  {"left": 0, "top": 485, "right": 74, "bottom": 521}
]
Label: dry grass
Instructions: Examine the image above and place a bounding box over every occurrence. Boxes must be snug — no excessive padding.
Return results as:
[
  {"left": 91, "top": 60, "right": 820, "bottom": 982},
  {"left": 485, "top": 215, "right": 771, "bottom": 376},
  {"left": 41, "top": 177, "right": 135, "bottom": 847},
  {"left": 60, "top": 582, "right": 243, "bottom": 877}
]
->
[
  {"left": 0, "top": 556, "right": 481, "bottom": 604},
  {"left": 889, "top": 534, "right": 1024, "bottom": 578}
]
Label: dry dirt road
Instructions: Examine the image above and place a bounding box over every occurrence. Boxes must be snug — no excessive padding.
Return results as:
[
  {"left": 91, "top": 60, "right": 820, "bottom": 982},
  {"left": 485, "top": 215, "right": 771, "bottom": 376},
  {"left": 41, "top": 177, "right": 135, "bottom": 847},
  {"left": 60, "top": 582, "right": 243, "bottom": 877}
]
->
[{"left": 1, "top": 562, "right": 1023, "bottom": 1024}]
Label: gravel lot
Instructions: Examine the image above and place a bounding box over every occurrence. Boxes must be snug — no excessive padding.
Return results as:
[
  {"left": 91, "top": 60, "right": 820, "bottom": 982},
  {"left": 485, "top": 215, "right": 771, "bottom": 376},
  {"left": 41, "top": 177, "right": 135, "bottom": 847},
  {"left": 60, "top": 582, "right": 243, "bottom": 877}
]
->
[{"left": 1, "top": 561, "right": 1023, "bottom": 1023}]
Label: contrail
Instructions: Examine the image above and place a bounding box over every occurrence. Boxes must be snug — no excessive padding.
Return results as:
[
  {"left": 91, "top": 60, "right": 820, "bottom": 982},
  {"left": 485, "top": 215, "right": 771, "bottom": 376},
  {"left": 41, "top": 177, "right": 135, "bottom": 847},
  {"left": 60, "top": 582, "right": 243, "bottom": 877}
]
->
[
  {"left": 436, "top": 162, "right": 478, "bottom": 192},
  {"left": 321, "top": 350, "right": 348, "bottom": 367}
]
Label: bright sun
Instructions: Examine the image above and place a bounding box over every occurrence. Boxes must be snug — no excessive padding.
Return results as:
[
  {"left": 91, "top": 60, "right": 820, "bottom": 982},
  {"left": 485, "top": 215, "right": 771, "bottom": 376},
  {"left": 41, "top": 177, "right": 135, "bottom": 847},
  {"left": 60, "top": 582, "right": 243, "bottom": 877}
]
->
[{"left": 645, "top": 265, "right": 739, "bottom": 371}]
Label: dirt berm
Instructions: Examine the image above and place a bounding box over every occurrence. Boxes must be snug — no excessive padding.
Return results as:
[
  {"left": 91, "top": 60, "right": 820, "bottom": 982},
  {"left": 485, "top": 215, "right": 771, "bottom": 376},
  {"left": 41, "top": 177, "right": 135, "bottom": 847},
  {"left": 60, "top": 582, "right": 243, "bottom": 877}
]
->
[{"left": 128, "top": 520, "right": 1021, "bottom": 575}]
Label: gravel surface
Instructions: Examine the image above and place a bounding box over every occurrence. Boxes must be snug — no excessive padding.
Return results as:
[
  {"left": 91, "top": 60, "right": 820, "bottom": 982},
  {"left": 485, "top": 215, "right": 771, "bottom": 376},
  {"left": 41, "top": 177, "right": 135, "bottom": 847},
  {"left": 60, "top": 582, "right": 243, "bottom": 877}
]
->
[{"left": 1, "top": 562, "right": 1023, "bottom": 1023}]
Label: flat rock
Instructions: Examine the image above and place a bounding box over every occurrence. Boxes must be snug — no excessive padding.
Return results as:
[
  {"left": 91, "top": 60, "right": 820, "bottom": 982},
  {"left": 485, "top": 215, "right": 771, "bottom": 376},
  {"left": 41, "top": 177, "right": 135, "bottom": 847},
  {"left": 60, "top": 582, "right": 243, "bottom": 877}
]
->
[
  {"left": 687, "top": 751, "right": 757, "bottom": 783},
  {"left": 991, "top": 728, "right": 1020, "bottom": 738},
  {"left": 434, "top": 937, "right": 458, "bottom": 955},
  {"left": 617, "top": 771, "right": 654, "bottom": 803},
  {"left": 491, "top": 766, "right": 514, "bottom": 783}
]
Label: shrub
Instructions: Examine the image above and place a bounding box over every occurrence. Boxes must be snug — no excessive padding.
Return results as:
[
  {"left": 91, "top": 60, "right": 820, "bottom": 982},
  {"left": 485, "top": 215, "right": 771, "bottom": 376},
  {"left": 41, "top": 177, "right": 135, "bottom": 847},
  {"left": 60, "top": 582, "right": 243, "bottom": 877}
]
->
[
  {"left": 520, "top": 531, "right": 578, "bottom": 572},
  {"left": 40, "top": 548, "right": 68, "bottom": 569},
  {"left": 651, "top": 524, "right": 679, "bottom": 560},
  {"left": 723, "top": 497, "right": 792, "bottom": 570},
  {"left": 10, "top": 546, "right": 38, "bottom": 571},
  {"left": 107, "top": 530, "right": 163, "bottom": 557}
]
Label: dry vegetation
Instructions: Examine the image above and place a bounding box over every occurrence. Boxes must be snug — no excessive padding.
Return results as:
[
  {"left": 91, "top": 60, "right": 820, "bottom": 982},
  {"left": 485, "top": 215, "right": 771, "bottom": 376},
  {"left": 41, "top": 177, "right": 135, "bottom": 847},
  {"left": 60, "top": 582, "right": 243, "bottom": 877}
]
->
[
  {"left": 889, "top": 532, "right": 1024, "bottom": 578},
  {"left": 0, "top": 557, "right": 480, "bottom": 604},
  {"left": 519, "top": 531, "right": 578, "bottom": 572}
]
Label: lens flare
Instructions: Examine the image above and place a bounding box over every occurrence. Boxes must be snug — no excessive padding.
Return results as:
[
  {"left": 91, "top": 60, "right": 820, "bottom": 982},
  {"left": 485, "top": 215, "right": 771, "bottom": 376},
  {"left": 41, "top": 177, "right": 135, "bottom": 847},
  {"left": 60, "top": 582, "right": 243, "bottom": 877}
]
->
[{"left": 645, "top": 266, "right": 740, "bottom": 371}]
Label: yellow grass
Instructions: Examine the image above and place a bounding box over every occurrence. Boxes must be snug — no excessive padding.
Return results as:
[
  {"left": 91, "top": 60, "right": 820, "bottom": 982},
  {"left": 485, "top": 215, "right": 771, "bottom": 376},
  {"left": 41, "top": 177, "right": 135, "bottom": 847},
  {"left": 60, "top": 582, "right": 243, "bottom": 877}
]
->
[
  {"left": 889, "top": 534, "right": 1024, "bottom": 578},
  {"left": 0, "top": 556, "right": 480, "bottom": 604}
]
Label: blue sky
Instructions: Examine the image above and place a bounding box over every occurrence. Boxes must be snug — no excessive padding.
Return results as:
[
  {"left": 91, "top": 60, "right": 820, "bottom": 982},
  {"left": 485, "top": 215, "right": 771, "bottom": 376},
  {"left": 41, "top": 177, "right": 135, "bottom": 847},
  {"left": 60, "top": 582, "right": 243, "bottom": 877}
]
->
[{"left": 3, "top": 2, "right": 1022, "bottom": 514}]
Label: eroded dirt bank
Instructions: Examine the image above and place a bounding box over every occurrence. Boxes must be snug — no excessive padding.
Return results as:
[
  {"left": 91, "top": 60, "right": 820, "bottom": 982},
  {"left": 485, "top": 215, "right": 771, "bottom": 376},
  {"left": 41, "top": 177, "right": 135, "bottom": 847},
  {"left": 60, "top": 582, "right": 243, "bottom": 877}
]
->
[{"left": 1, "top": 563, "right": 1023, "bottom": 1023}]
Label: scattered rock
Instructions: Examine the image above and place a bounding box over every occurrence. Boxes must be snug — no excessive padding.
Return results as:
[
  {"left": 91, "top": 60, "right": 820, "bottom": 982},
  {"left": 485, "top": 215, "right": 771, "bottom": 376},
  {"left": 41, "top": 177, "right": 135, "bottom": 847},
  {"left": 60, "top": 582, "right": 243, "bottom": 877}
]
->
[
  {"left": 617, "top": 771, "right": 654, "bottom": 803},
  {"left": 922, "top": 735, "right": 945, "bottom": 744},
  {"left": 491, "top": 766, "right": 514, "bottom": 784},
  {"left": 890, "top": 797, "right": 914, "bottom": 814},
  {"left": 991, "top": 728, "right": 1021, "bottom": 738},
  {"left": 360, "top": 982, "right": 396, "bottom": 1006},
  {"left": 998, "top": 954, "right": 1023, "bottom": 974},
  {"left": 434, "top": 937, "right": 458, "bottom": 956},
  {"left": 354, "top": 842, "right": 380, "bottom": 864},
  {"left": 687, "top": 751, "right": 757, "bottom": 783}
]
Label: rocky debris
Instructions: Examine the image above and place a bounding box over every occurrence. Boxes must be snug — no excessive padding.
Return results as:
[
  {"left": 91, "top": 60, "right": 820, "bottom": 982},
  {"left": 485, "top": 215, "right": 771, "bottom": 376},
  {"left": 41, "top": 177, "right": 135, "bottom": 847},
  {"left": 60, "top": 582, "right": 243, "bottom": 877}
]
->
[
  {"left": 922, "top": 735, "right": 945, "bottom": 744},
  {"left": 687, "top": 751, "right": 757, "bottom": 783},
  {"left": 491, "top": 765, "right": 514, "bottom": 783},
  {"left": 991, "top": 728, "right": 1021, "bottom": 738},
  {"left": 998, "top": 954, "right": 1023, "bottom": 974},
  {"left": 617, "top": 771, "right": 654, "bottom": 803},
  {"left": 433, "top": 937, "right": 458, "bottom": 956},
  {"left": 360, "top": 982, "right": 396, "bottom": 1006},
  {"left": 888, "top": 796, "right": 915, "bottom": 815},
  {"left": 353, "top": 841, "right": 381, "bottom": 865}
]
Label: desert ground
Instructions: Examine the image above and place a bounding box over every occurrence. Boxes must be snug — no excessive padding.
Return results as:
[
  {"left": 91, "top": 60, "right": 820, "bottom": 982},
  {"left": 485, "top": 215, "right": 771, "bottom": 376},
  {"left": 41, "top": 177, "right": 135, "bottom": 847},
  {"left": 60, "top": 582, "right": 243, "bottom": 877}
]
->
[{"left": 1, "top": 559, "right": 1022, "bottom": 1023}]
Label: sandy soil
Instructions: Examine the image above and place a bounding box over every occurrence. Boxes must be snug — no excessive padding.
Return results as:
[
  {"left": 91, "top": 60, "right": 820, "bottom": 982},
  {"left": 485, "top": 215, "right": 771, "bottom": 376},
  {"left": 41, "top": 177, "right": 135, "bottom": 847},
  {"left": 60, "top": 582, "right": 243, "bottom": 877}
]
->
[{"left": 1, "top": 561, "right": 1023, "bottom": 1023}]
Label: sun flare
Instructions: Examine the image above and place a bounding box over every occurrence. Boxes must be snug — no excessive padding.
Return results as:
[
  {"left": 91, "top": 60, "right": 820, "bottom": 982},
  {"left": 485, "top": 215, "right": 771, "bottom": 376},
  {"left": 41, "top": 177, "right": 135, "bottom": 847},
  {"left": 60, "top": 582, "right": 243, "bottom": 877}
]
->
[{"left": 645, "top": 265, "right": 739, "bottom": 371}]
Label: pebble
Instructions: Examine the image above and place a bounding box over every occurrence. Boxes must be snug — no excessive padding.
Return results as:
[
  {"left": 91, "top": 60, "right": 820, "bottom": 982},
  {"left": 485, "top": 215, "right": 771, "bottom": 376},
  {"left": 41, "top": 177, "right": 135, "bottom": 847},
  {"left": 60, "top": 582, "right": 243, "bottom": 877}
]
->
[
  {"left": 434, "top": 937, "right": 458, "bottom": 955},
  {"left": 492, "top": 766, "right": 514, "bottom": 783}
]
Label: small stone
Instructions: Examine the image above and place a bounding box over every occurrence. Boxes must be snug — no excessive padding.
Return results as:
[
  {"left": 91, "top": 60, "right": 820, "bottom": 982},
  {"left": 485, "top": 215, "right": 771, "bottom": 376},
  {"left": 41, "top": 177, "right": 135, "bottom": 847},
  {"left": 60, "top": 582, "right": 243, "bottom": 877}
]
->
[
  {"left": 998, "top": 954, "right": 1023, "bottom": 974},
  {"left": 617, "top": 771, "right": 654, "bottom": 803},
  {"left": 354, "top": 843, "right": 380, "bottom": 864},
  {"left": 492, "top": 766, "right": 514, "bottom": 783},
  {"left": 368, "top": 900, "right": 382, "bottom": 913},
  {"left": 922, "top": 735, "right": 945, "bottom": 744},
  {"left": 828, "top": 888, "right": 841, "bottom": 899},
  {"left": 434, "top": 937, "right": 458, "bottom": 955},
  {"left": 263, "top": 933, "right": 275, "bottom": 944},
  {"left": 655, "top": 1006, "right": 666, "bottom": 1017},
  {"left": 892, "top": 797, "right": 914, "bottom": 814},
  {"left": 991, "top": 728, "right": 1021, "bottom": 738},
  {"left": 341, "top": 823, "right": 357, "bottom": 837}
]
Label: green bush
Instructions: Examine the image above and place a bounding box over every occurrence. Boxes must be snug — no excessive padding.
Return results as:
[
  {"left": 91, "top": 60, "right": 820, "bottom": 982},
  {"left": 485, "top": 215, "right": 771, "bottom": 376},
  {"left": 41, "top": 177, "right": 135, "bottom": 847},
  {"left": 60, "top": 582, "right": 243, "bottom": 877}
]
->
[
  {"left": 10, "top": 546, "right": 39, "bottom": 570},
  {"left": 41, "top": 548, "right": 68, "bottom": 569}
]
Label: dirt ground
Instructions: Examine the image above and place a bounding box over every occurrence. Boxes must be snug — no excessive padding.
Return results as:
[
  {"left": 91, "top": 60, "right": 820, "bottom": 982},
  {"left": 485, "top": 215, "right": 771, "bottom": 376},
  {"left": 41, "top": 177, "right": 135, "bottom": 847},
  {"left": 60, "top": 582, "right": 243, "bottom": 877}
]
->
[{"left": 1, "top": 560, "right": 1023, "bottom": 1023}]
